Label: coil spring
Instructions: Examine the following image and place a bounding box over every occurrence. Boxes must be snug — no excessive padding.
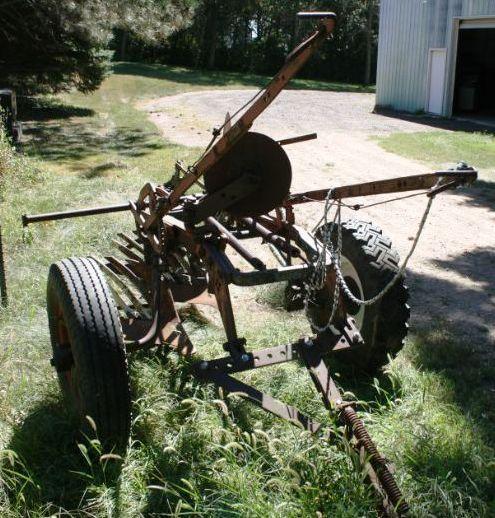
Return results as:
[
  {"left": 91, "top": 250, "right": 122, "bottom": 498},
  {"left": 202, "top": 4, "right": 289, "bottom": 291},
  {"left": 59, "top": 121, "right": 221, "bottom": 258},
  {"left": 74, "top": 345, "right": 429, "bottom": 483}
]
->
[{"left": 341, "top": 406, "right": 409, "bottom": 516}]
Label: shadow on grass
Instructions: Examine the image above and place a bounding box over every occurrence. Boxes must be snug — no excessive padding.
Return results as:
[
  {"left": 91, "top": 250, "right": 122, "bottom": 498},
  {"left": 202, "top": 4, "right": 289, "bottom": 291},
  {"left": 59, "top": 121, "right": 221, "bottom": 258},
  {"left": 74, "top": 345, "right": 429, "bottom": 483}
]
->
[
  {"left": 112, "top": 62, "right": 375, "bottom": 94},
  {"left": 18, "top": 97, "right": 95, "bottom": 122},
  {"left": 4, "top": 400, "right": 123, "bottom": 514},
  {"left": 23, "top": 122, "right": 166, "bottom": 164}
]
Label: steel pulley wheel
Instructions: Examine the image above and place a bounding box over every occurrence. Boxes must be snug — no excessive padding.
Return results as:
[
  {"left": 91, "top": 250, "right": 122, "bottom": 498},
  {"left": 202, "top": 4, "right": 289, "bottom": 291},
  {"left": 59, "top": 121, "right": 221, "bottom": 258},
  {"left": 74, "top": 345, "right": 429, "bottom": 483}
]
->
[
  {"left": 313, "top": 219, "right": 410, "bottom": 373},
  {"left": 204, "top": 132, "right": 292, "bottom": 217},
  {"left": 47, "top": 257, "right": 132, "bottom": 450}
]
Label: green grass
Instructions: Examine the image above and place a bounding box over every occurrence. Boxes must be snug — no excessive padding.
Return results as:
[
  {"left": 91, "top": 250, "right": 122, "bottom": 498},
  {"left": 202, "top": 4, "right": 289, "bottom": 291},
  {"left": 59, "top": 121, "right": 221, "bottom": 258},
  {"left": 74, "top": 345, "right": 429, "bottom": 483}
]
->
[
  {"left": 111, "top": 62, "right": 376, "bottom": 94},
  {"left": 375, "top": 130, "right": 495, "bottom": 207},
  {"left": 376, "top": 131, "right": 495, "bottom": 169},
  {"left": 0, "top": 62, "right": 493, "bottom": 516}
]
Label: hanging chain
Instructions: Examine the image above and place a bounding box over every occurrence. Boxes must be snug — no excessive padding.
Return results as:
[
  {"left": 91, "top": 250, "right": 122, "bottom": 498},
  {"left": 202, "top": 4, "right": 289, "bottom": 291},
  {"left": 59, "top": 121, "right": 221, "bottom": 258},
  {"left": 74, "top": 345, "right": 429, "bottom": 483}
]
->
[{"left": 304, "top": 191, "right": 435, "bottom": 333}]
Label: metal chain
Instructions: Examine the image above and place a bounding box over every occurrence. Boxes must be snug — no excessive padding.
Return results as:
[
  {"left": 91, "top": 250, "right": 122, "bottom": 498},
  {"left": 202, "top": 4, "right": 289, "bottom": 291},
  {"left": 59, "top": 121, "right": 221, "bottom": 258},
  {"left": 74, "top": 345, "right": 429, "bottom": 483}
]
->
[
  {"left": 303, "top": 194, "right": 342, "bottom": 333},
  {"left": 304, "top": 192, "right": 435, "bottom": 332}
]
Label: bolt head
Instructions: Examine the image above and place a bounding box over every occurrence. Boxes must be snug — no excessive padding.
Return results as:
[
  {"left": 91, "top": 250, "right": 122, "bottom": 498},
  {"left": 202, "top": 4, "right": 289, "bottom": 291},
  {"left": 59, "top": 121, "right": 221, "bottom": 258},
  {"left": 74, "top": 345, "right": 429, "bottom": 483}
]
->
[
  {"left": 241, "top": 353, "right": 250, "bottom": 362},
  {"left": 352, "top": 332, "right": 362, "bottom": 344}
]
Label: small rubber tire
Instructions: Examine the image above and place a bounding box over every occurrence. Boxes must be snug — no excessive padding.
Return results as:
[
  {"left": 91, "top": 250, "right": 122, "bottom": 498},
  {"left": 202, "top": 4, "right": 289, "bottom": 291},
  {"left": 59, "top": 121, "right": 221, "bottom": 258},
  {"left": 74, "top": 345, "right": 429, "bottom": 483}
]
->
[
  {"left": 315, "top": 219, "right": 410, "bottom": 372},
  {"left": 47, "top": 257, "right": 131, "bottom": 450}
]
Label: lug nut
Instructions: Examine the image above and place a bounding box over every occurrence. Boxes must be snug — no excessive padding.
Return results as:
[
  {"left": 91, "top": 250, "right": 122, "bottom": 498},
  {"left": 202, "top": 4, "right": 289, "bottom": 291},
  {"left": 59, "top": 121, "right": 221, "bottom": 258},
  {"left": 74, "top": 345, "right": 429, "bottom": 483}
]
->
[{"left": 304, "top": 337, "right": 313, "bottom": 348}]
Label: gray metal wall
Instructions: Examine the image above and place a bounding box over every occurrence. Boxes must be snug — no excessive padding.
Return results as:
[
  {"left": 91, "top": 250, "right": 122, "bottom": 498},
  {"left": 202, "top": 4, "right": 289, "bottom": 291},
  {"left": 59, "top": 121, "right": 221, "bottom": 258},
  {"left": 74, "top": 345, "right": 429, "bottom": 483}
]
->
[{"left": 376, "top": 0, "right": 495, "bottom": 114}]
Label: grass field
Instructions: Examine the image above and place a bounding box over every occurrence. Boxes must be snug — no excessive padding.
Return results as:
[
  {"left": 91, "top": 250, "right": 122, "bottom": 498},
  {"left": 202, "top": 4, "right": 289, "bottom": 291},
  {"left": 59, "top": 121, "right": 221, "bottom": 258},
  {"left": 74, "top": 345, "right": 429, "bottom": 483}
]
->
[
  {"left": 375, "top": 130, "right": 495, "bottom": 169},
  {"left": 0, "top": 62, "right": 494, "bottom": 517}
]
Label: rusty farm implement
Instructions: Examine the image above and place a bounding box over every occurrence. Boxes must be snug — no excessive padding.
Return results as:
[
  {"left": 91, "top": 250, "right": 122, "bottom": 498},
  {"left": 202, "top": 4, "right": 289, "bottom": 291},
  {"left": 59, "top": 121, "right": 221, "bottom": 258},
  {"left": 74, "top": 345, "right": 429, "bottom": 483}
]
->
[{"left": 23, "top": 12, "right": 477, "bottom": 516}]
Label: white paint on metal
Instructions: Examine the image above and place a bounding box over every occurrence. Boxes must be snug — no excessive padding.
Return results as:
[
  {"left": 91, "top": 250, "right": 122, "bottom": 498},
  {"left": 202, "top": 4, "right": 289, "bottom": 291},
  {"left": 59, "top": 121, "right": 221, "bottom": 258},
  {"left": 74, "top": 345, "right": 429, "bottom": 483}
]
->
[{"left": 427, "top": 48, "right": 447, "bottom": 114}]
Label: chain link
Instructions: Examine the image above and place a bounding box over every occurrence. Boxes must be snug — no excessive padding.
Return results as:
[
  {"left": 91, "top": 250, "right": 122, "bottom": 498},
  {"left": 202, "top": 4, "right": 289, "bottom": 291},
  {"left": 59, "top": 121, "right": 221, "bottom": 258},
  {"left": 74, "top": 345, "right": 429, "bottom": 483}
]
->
[{"left": 304, "top": 191, "right": 435, "bottom": 333}]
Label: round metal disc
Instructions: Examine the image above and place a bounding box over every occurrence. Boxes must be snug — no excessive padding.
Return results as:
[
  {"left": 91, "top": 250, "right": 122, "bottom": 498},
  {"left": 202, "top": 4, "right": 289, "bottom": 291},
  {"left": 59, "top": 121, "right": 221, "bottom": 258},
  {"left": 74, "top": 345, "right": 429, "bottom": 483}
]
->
[{"left": 204, "top": 132, "right": 292, "bottom": 217}]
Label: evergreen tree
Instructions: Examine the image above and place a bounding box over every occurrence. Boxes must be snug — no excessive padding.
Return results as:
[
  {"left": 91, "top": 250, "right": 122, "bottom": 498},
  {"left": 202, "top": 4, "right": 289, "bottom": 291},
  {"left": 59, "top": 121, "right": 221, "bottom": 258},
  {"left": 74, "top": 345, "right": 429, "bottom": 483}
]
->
[{"left": 0, "top": 0, "right": 197, "bottom": 94}]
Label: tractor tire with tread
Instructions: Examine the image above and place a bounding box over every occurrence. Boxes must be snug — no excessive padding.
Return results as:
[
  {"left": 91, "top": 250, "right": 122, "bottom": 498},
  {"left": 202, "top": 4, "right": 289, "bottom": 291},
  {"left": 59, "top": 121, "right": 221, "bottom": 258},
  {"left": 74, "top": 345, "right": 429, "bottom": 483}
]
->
[
  {"left": 315, "top": 219, "right": 410, "bottom": 372},
  {"left": 47, "top": 257, "right": 131, "bottom": 450}
]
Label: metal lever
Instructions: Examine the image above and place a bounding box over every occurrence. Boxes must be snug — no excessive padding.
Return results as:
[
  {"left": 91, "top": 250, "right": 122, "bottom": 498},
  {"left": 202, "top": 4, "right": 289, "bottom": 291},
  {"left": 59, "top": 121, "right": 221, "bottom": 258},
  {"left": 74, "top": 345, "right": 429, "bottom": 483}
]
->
[
  {"left": 297, "top": 12, "right": 337, "bottom": 20},
  {"left": 427, "top": 180, "right": 460, "bottom": 198},
  {"left": 277, "top": 132, "right": 317, "bottom": 146}
]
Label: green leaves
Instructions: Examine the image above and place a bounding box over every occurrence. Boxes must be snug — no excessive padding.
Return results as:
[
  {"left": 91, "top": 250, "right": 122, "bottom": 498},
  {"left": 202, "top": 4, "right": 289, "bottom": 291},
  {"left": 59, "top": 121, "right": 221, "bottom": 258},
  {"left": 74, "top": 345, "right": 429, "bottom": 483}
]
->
[{"left": 0, "top": 1, "right": 198, "bottom": 94}]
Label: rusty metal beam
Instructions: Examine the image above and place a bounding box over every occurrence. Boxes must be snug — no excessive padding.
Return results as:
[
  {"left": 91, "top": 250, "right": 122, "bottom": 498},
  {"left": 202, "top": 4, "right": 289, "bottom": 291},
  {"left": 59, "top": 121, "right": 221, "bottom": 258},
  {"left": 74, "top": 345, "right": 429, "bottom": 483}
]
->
[
  {"left": 289, "top": 169, "right": 478, "bottom": 204},
  {"left": 206, "top": 217, "right": 266, "bottom": 271},
  {"left": 197, "top": 369, "right": 323, "bottom": 434}
]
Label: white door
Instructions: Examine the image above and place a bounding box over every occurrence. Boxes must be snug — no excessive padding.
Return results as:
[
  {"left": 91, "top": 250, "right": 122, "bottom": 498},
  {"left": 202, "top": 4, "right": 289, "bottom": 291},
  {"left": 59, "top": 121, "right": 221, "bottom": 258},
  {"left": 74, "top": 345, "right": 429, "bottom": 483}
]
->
[{"left": 427, "top": 49, "right": 447, "bottom": 115}]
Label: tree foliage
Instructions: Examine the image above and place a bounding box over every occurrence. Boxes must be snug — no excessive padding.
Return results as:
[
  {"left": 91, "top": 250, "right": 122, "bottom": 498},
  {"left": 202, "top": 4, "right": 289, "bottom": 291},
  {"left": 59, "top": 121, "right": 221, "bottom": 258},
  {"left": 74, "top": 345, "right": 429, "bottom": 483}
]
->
[
  {"left": 118, "top": 0, "right": 379, "bottom": 84},
  {"left": 0, "top": 0, "right": 197, "bottom": 94}
]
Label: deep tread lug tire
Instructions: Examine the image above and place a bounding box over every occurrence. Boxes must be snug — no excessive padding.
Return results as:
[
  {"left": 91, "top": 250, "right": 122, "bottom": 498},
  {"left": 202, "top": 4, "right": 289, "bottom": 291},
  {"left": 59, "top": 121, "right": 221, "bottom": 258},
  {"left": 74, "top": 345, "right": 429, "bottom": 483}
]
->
[
  {"left": 316, "top": 219, "right": 410, "bottom": 373},
  {"left": 47, "top": 257, "right": 131, "bottom": 450}
]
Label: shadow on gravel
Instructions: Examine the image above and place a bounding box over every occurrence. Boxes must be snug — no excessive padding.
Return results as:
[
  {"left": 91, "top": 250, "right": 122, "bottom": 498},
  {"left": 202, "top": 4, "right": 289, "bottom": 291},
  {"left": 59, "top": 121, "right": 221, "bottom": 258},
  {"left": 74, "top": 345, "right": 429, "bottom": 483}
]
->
[
  {"left": 453, "top": 180, "right": 495, "bottom": 212},
  {"left": 407, "top": 246, "right": 495, "bottom": 437},
  {"left": 375, "top": 107, "right": 495, "bottom": 135}
]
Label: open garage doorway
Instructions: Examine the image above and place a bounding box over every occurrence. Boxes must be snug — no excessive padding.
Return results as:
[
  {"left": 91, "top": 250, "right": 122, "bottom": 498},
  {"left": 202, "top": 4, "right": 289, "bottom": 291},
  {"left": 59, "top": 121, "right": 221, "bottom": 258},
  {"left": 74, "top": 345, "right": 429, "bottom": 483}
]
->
[{"left": 453, "top": 23, "right": 495, "bottom": 126}]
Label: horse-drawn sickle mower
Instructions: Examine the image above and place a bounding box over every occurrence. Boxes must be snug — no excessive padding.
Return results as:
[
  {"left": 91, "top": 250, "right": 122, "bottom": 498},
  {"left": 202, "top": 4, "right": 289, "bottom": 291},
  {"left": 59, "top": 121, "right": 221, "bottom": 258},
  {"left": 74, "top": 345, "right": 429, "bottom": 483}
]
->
[{"left": 23, "top": 12, "right": 477, "bottom": 516}]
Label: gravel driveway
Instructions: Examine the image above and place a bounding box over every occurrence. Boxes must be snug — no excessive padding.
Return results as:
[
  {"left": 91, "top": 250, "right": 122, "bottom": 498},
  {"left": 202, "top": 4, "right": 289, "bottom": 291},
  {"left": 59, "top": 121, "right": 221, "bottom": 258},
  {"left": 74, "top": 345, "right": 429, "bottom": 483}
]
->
[{"left": 141, "top": 90, "right": 495, "bottom": 360}]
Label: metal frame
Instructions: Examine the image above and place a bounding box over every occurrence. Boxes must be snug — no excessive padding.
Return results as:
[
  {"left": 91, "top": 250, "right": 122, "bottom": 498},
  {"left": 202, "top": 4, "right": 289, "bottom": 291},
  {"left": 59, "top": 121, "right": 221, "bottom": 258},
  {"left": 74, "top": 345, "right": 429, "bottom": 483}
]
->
[{"left": 22, "top": 12, "right": 478, "bottom": 517}]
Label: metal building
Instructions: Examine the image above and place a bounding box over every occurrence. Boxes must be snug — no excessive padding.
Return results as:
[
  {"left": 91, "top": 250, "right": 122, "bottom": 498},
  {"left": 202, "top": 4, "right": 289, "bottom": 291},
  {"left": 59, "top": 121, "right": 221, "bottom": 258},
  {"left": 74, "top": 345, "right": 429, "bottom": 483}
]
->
[{"left": 376, "top": 0, "right": 495, "bottom": 121}]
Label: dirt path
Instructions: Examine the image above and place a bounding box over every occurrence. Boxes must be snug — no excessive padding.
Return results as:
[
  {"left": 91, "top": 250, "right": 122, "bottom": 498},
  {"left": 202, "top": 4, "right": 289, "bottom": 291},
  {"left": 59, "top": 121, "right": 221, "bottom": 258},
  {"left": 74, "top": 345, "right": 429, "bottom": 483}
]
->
[{"left": 140, "top": 90, "right": 495, "bottom": 357}]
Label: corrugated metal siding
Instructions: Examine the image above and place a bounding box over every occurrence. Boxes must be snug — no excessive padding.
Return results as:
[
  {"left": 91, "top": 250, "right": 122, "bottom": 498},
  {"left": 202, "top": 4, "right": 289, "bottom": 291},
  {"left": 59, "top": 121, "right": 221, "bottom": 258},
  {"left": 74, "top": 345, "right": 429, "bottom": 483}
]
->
[{"left": 376, "top": 0, "right": 495, "bottom": 113}]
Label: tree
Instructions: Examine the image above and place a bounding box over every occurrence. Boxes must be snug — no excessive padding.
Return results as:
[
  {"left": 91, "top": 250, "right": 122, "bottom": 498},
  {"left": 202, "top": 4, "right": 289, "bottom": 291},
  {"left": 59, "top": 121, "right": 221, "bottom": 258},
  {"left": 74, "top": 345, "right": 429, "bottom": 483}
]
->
[
  {"left": 363, "top": 0, "right": 379, "bottom": 84},
  {"left": 0, "top": 0, "right": 197, "bottom": 94},
  {"left": 148, "top": 0, "right": 379, "bottom": 84}
]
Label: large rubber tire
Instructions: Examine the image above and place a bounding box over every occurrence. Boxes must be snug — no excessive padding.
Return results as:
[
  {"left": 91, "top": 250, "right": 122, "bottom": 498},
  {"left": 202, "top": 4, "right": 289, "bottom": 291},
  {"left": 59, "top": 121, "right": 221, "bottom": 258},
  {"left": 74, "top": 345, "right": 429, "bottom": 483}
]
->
[
  {"left": 47, "top": 257, "right": 131, "bottom": 450},
  {"left": 315, "top": 219, "right": 410, "bottom": 372}
]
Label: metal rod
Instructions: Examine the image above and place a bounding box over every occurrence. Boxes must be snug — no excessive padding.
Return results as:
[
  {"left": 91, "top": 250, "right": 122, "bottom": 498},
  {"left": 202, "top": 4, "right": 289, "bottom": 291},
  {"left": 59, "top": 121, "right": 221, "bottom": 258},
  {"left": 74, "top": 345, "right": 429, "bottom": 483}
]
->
[
  {"left": 206, "top": 217, "right": 266, "bottom": 271},
  {"left": 242, "top": 217, "right": 300, "bottom": 257},
  {"left": 278, "top": 132, "right": 317, "bottom": 146},
  {"left": 22, "top": 202, "right": 133, "bottom": 227}
]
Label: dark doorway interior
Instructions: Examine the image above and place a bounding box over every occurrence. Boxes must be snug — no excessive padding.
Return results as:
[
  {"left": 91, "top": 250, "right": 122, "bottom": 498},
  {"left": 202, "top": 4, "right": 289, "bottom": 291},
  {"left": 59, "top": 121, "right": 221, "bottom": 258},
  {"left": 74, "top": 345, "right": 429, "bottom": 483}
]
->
[{"left": 454, "top": 28, "right": 495, "bottom": 123}]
